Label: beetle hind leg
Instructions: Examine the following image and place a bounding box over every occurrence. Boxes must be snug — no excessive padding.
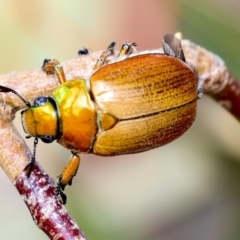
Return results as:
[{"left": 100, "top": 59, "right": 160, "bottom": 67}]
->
[
  {"left": 42, "top": 58, "right": 67, "bottom": 84},
  {"left": 117, "top": 42, "right": 137, "bottom": 60},
  {"left": 162, "top": 33, "right": 186, "bottom": 62}
]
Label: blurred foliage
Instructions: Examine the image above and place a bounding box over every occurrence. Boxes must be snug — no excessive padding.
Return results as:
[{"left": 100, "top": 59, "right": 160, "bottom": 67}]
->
[{"left": 179, "top": 0, "right": 240, "bottom": 77}]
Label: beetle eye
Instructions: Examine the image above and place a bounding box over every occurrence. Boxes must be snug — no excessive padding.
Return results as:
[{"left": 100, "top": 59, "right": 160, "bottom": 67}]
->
[
  {"left": 33, "top": 96, "right": 49, "bottom": 106},
  {"left": 41, "top": 135, "right": 55, "bottom": 143}
]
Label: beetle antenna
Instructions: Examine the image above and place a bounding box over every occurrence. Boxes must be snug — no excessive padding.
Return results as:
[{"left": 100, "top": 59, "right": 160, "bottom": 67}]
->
[
  {"left": 0, "top": 86, "right": 31, "bottom": 107},
  {"left": 23, "top": 138, "right": 38, "bottom": 177}
]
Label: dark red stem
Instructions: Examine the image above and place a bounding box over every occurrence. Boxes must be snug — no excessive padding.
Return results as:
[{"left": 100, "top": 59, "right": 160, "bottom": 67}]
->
[{"left": 15, "top": 163, "right": 87, "bottom": 240}]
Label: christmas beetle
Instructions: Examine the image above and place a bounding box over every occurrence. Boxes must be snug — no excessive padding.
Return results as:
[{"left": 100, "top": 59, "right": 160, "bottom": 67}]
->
[{"left": 0, "top": 34, "right": 202, "bottom": 204}]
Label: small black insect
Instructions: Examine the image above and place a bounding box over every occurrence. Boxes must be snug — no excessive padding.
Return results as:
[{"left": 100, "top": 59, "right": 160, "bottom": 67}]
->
[{"left": 78, "top": 47, "right": 89, "bottom": 56}]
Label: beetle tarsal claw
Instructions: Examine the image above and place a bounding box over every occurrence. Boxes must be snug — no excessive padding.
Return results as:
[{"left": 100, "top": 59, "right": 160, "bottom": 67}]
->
[
  {"left": 23, "top": 162, "right": 34, "bottom": 177},
  {"left": 56, "top": 184, "right": 67, "bottom": 204}
]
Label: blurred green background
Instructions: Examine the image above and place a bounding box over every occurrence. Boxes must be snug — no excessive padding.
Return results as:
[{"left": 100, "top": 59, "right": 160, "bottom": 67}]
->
[{"left": 0, "top": 1, "right": 240, "bottom": 239}]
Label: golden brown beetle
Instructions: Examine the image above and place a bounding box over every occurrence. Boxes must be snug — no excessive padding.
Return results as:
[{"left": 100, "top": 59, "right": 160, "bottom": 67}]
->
[{"left": 0, "top": 34, "right": 202, "bottom": 203}]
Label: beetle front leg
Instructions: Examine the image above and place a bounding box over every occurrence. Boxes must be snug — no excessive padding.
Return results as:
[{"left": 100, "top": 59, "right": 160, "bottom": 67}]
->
[
  {"left": 56, "top": 153, "right": 81, "bottom": 204},
  {"left": 42, "top": 58, "right": 67, "bottom": 84}
]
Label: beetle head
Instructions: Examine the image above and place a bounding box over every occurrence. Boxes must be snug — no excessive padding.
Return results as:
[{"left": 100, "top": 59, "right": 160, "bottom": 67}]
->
[{"left": 21, "top": 96, "right": 58, "bottom": 143}]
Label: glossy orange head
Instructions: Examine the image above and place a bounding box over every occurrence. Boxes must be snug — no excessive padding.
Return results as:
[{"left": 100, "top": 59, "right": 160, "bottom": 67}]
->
[{"left": 21, "top": 96, "right": 59, "bottom": 143}]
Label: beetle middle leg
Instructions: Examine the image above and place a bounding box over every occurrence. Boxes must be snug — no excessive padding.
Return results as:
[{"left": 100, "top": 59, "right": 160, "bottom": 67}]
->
[
  {"left": 23, "top": 137, "right": 38, "bottom": 177},
  {"left": 93, "top": 41, "right": 116, "bottom": 71},
  {"left": 42, "top": 58, "right": 67, "bottom": 84},
  {"left": 56, "top": 153, "right": 81, "bottom": 204}
]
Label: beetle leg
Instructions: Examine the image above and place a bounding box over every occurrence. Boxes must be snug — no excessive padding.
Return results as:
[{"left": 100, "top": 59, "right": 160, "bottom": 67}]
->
[
  {"left": 117, "top": 42, "right": 137, "bottom": 59},
  {"left": 56, "top": 153, "right": 80, "bottom": 204},
  {"left": 93, "top": 41, "right": 116, "bottom": 70},
  {"left": 23, "top": 138, "right": 38, "bottom": 177},
  {"left": 42, "top": 58, "right": 67, "bottom": 84},
  {"left": 162, "top": 34, "right": 186, "bottom": 62},
  {"left": 56, "top": 185, "right": 67, "bottom": 204}
]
